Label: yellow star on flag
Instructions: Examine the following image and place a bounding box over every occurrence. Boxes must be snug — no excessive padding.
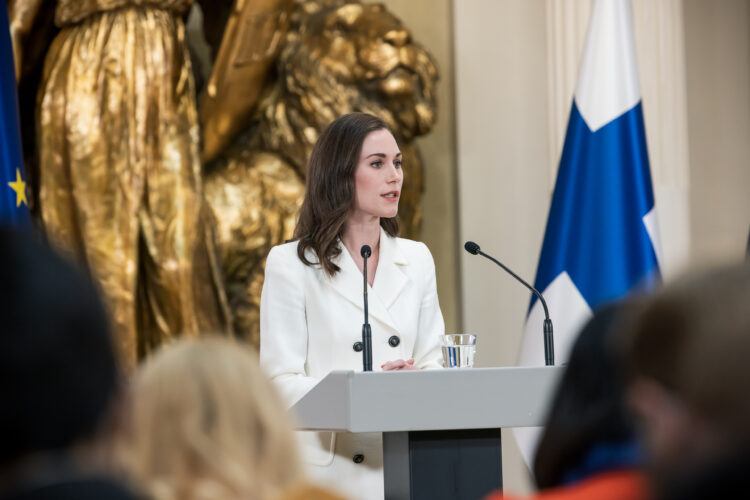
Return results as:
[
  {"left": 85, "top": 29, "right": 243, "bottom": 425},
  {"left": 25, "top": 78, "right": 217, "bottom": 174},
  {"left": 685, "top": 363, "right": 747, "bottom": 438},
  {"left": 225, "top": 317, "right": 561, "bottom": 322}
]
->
[{"left": 7, "top": 168, "right": 27, "bottom": 207}]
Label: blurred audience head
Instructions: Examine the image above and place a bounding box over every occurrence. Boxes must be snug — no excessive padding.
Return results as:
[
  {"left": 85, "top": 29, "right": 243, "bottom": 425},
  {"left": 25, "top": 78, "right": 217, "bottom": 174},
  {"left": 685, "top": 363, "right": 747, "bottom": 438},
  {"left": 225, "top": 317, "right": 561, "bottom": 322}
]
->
[
  {"left": 117, "top": 336, "right": 304, "bottom": 500},
  {"left": 533, "top": 301, "right": 640, "bottom": 489},
  {"left": 623, "top": 262, "right": 750, "bottom": 495},
  {"left": 0, "top": 226, "right": 120, "bottom": 466}
]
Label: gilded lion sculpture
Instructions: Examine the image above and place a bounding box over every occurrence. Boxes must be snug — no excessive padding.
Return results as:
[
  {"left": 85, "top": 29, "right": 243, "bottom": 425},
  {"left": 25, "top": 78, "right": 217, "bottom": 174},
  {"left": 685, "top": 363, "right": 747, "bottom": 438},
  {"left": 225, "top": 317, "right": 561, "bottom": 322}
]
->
[{"left": 204, "top": 0, "right": 439, "bottom": 346}]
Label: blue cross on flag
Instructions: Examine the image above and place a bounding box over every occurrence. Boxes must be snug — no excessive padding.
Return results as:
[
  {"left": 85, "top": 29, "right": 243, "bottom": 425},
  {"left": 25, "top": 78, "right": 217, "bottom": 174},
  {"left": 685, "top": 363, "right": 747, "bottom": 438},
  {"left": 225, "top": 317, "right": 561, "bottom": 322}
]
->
[{"left": 515, "top": 0, "right": 662, "bottom": 465}]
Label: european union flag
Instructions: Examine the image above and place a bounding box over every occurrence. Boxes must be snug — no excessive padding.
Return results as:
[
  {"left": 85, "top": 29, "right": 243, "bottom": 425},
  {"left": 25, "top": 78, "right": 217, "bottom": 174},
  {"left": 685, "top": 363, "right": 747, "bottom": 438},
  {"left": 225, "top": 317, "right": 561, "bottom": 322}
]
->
[
  {"left": 515, "top": 0, "right": 662, "bottom": 465},
  {"left": 1, "top": 4, "right": 30, "bottom": 225}
]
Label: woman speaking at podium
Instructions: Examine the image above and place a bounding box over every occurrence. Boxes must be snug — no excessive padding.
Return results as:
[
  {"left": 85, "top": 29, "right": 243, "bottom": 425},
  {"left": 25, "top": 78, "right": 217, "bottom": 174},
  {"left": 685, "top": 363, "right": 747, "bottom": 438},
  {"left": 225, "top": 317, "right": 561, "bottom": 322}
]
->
[{"left": 260, "top": 112, "right": 444, "bottom": 499}]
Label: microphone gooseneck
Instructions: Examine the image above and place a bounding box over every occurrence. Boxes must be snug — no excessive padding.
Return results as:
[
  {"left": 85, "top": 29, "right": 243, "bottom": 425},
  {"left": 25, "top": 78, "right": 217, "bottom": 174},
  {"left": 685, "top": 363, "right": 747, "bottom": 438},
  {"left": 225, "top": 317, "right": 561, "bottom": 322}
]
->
[
  {"left": 360, "top": 245, "right": 373, "bottom": 371},
  {"left": 464, "top": 240, "right": 555, "bottom": 366}
]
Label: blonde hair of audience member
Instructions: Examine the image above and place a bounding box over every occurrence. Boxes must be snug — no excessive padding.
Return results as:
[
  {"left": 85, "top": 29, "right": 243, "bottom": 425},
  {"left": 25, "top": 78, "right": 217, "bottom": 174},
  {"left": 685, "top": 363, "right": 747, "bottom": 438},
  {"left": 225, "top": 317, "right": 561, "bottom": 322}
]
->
[{"left": 117, "top": 337, "right": 305, "bottom": 500}]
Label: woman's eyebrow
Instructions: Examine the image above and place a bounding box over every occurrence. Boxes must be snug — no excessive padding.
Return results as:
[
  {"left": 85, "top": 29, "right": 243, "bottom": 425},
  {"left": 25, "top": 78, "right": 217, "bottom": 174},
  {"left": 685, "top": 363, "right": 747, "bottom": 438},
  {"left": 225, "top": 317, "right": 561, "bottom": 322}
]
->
[{"left": 365, "top": 152, "right": 402, "bottom": 158}]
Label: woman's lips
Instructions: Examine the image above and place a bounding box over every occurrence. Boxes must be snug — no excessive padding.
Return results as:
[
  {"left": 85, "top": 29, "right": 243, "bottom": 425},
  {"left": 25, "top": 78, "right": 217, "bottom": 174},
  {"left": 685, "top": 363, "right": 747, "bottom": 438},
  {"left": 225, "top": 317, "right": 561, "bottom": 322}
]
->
[{"left": 381, "top": 191, "right": 400, "bottom": 201}]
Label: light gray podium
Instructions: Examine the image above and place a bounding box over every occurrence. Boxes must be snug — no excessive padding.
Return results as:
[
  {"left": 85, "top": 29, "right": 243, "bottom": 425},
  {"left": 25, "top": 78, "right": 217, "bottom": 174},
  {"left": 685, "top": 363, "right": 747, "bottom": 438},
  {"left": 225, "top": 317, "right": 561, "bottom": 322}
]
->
[{"left": 291, "top": 366, "right": 564, "bottom": 500}]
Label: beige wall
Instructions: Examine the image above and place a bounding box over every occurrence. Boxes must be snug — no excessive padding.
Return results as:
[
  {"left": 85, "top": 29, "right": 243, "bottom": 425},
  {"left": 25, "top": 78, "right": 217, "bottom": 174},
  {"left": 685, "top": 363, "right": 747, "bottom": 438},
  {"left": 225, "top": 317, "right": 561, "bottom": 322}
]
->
[{"left": 684, "top": 0, "right": 750, "bottom": 266}]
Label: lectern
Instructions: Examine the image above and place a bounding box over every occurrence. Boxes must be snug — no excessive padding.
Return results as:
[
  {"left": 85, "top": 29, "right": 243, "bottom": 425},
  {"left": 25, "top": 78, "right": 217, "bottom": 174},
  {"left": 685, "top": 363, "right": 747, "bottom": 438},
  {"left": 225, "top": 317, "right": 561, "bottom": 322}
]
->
[{"left": 291, "top": 366, "right": 564, "bottom": 500}]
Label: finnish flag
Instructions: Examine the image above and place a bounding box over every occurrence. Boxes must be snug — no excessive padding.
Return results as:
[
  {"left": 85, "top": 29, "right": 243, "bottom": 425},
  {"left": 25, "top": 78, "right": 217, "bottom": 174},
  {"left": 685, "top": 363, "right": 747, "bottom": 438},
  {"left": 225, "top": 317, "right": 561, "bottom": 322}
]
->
[{"left": 515, "top": 0, "right": 662, "bottom": 465}]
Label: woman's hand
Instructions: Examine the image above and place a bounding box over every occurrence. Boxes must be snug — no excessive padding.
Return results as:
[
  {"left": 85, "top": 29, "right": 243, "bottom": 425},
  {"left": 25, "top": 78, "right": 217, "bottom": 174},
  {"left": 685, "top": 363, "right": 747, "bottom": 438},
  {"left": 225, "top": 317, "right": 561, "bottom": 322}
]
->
[{"left": 381, "top": 358, "right": 419, "bottom": 371}]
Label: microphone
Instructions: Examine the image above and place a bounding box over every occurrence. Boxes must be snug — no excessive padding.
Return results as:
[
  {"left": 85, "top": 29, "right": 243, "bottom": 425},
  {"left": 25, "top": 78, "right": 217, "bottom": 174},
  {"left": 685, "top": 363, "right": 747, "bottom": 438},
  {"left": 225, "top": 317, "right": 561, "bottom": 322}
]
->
[
  {"left": 464, "top": 241, "right": 555, "bottom": 366},
  {"left": 360, "top": 245, "right": 373, "bottom": 372}
]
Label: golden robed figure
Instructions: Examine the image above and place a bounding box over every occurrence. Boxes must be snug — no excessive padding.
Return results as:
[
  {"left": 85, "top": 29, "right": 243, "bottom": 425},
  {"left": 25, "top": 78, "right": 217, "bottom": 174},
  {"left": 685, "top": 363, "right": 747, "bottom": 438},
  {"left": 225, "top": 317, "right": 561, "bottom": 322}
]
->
[{"left": 9, "top": 0, "right": 233, "bottom": 367}]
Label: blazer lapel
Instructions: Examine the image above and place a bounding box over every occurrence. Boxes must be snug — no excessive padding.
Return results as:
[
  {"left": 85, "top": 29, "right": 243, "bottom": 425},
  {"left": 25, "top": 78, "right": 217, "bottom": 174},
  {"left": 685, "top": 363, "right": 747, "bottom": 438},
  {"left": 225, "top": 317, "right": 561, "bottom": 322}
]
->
[
  {"left": 371, "top": 228, "right": 409, "bottom": 310},
  {"left": 325, "top": 230, "right": 408, "bottom": 332},
  {"left": 326, "top": 245, "right": 365, "bottom": 312}
]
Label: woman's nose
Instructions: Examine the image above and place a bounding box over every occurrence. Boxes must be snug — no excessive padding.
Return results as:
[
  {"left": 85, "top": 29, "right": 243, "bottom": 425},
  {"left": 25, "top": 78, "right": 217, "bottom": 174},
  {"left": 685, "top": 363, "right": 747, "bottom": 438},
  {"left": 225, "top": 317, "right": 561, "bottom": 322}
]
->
[{"left": 387, "top": 164, "right": 402, "bottom": 182}]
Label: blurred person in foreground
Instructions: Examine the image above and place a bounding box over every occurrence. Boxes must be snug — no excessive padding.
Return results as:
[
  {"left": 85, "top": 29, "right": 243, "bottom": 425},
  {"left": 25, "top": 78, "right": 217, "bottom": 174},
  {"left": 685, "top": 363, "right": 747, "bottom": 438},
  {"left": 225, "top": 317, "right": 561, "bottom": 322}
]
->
[
  {"left": 0, "top": 226, "right": 139, "bottom": 499},
  {"left": 486, "top": 303, "right": 647, "bottom": 500},
  {"left": 115, "top": 336, "right": 347, "bottom": 500},
  {"left": 623, "top": 262, "right": 750, "bottom": 500}
]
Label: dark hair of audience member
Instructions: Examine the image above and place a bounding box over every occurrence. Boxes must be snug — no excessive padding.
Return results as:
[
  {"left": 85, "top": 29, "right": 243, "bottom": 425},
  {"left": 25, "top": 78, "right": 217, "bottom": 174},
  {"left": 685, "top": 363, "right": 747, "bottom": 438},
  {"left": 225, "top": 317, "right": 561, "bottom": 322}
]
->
[
  {"left": 622, "top": 262, "right": 750, "bottom": 500},
  {"left": 625, "top": 263, "right": 750, "bottom": 433},
  {"left": 533, "top": 302, "right": 638, "bottom": 489},
  {"left": 658, "top": 445, "right": 750, "bottom": 500},
  {"left": 0, "top": 226, "right": 119, "bottom": 465}
]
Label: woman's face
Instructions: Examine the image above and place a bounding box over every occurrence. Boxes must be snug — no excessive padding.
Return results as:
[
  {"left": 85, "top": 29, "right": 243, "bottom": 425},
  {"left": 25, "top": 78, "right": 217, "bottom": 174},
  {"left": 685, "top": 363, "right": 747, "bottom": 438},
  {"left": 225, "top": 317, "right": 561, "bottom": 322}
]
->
[{"left": 352, "top": 128, "right": 403, "bottom": 220}]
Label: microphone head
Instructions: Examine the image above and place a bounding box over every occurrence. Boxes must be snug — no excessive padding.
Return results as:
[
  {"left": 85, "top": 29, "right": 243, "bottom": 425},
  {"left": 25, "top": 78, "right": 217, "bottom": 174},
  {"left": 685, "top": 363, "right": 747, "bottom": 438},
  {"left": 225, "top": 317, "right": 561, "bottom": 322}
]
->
[
  {"left": 360, "top": 245, "right": 372, "bottom": 258},
  {"left": 464, "top": 241, "right": 480, "bottom": 255}
]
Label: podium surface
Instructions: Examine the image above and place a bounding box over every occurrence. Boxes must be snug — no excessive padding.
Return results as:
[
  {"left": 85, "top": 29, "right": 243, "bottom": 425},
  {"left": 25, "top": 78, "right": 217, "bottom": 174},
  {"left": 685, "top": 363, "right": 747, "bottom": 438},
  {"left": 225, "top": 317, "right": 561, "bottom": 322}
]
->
[
  {"left": 292, "top": 366, "right": 564, "bottom": 432},
  {"left": 291, "top": 366, "right": 564, "bottom": 500}
]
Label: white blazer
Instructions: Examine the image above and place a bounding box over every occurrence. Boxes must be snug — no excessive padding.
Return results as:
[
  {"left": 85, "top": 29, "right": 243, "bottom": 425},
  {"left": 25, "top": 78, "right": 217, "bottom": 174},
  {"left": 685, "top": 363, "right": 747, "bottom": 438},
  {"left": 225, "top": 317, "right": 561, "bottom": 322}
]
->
[{"left": 259, "top": 227, "right": 444, "bottom": 500}]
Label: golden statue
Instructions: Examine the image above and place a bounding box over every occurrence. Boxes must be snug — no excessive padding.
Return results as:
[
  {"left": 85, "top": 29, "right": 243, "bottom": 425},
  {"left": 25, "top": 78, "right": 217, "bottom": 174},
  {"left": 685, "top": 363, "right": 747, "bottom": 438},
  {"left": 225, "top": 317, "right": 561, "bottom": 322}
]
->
[
  {"left": 202, "top": 0, "right": 439, "bottom": 345},
  {"left": 9, "top": 0, "right": 233, "bottom": 367}
]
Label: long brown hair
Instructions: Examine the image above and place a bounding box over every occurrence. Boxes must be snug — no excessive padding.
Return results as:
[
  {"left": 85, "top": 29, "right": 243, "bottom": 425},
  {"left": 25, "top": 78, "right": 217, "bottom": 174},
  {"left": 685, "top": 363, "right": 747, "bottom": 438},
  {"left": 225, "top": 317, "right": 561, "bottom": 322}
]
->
[{"left": 294, "top": 112, "right": 399, "bottom": 276}]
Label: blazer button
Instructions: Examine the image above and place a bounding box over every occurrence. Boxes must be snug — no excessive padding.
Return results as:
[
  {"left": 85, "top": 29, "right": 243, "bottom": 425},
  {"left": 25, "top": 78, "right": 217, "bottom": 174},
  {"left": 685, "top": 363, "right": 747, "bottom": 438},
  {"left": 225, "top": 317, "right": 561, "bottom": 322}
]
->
[
  {"left": 353, "top": 454, "right": 365, "bottom": 464},
  {"left": 388, "top": 335, "right": 400, "bottom": 347},
  {"left": 353, "top": 342, "right": 364, "bottom": 352}
]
